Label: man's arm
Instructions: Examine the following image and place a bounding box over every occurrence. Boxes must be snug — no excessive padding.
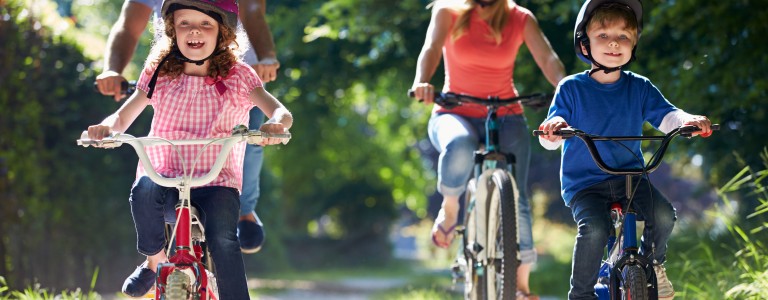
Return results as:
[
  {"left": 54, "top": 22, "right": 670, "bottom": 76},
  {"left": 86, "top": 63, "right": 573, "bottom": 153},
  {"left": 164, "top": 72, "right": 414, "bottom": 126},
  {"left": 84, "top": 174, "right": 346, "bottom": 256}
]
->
[
  {"left": 239, "top": 0, "right": 280, "bottom": 82},
  {"left": 96, "top": 0, "right": 152, "bottom": 101}
]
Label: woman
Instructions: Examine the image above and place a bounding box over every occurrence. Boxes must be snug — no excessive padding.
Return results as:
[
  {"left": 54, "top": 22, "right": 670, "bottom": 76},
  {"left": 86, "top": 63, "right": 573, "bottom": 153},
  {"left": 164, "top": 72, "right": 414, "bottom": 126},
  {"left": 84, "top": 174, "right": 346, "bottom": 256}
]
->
[{"left": 410, "top": 0, "right": 564, "bottom": 298}]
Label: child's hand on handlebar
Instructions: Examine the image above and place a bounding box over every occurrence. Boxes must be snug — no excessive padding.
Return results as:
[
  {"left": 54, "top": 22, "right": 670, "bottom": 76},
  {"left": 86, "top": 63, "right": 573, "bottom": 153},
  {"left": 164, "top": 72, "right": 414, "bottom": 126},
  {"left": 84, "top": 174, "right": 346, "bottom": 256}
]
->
[
  {"left": 87, "top": 125, "right": 113, "bottom": 140},
  {"left": 257, "top": 123, "right": 287, "bottom": 146},
  {"left": 410, "top": 83, "right": 435, "bottom": 104},
  {"left": 682, "top": 115, "right": 713, "bottom": 137},
  {"left": 538, "top": 118, "right": 569, "bottom": 142}
]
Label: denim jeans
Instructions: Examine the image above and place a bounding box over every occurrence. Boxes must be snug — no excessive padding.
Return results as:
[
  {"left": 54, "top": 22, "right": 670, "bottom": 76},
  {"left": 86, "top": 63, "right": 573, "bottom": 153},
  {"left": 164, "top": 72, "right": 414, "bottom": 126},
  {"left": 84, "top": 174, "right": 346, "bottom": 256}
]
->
[
  {"left": 567, "top": 177, "right": 676, "bottom": 300},
  {"left": 240, "top": 108, "right": 264, "bottom": 216},
  {"left": 129, "top": 176, "right": 249, "bottom": 300},
  {"left": 427, "top": 112, "right": 535, "bottom": 263}
]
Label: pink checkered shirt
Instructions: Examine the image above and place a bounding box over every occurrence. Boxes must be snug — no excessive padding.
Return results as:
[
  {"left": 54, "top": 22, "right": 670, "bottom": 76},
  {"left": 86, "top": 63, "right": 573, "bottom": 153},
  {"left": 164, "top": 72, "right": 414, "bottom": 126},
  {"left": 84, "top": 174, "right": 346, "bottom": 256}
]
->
[{"left": 135, "top": 61, "right": 262, "bottom": 191}]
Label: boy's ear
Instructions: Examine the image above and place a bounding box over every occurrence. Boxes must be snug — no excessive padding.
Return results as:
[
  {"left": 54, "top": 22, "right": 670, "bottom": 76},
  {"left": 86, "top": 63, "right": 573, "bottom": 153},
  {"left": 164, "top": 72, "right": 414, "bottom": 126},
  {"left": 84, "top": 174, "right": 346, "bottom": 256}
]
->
[{"left": 580, "top": 41, "right": 589, "bottom": 56}]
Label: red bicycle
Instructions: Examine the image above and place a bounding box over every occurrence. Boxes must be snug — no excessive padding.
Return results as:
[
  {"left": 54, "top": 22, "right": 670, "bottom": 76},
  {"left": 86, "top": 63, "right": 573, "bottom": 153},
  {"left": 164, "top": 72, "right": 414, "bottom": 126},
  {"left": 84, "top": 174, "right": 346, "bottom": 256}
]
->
[{"left": 78, "top": 126, "right": 289, "bottom": 299}]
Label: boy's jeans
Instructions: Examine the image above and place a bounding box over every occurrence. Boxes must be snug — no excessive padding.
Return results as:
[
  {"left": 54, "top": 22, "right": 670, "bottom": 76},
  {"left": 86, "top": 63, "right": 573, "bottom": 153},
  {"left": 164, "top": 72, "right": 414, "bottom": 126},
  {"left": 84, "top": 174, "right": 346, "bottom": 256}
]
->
[
  {"left": 568, "top": 177, "right": 676, "bottom": 300},
  {"left": 129, "top": 176, "right": 249, "bottom": 300},
  {"left": 427, "top": 113, "right": 536, "bottom": 263}
]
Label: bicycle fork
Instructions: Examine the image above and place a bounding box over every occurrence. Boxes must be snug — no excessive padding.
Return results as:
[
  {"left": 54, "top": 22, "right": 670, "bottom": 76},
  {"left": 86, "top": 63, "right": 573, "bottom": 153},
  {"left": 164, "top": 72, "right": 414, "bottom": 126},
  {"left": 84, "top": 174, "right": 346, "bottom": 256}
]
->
[{"left": 155, "top": 185, "right": 217, "bottom": 300}]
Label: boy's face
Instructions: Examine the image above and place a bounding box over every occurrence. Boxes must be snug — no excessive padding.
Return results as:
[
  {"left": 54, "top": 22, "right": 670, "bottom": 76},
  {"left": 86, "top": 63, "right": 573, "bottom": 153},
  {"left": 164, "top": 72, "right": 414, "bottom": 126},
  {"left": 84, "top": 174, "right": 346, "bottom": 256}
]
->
[
  {"left": 581, "top": 19, "right": 637, "bottom": 68},
  {"left": 173, "top": 9, "right": 220, "bottom": 61}
]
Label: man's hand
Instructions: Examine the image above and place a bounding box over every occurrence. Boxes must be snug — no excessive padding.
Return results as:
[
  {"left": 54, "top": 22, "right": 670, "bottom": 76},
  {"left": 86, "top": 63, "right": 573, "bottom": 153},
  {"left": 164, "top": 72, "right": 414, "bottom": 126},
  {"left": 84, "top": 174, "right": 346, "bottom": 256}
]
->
[
  {"left": 96, "top": 71, "right": 128, "bottom": 102},
  {"left": 253, "top": 58, "right": 280, "bottom": 83}
]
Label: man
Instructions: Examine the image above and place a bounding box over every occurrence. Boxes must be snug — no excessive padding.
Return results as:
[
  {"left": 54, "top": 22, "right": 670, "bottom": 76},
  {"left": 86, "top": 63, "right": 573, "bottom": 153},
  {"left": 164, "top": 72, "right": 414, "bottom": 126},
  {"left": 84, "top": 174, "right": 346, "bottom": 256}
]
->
[{"left": 95, "top": 0, "right": 279, "bottom": 253}]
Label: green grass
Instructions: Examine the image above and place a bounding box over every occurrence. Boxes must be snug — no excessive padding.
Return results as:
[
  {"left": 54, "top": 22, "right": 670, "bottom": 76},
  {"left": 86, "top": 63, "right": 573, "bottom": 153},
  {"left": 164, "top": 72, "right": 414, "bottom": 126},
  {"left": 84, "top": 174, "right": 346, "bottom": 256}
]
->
[{"left": 0, "top": 274, "right": 101, "bottom": 300}]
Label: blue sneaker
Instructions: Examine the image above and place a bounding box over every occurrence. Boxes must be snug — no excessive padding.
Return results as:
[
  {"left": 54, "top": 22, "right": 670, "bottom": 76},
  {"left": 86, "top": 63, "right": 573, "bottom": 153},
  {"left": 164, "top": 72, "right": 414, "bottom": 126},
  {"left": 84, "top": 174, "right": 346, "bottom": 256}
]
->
[
  {"left": 122, "top": 261, "right": 156, "bottom": 297},
  {"left": 237, "top": 212, "right": 265, "bottom": 254}
]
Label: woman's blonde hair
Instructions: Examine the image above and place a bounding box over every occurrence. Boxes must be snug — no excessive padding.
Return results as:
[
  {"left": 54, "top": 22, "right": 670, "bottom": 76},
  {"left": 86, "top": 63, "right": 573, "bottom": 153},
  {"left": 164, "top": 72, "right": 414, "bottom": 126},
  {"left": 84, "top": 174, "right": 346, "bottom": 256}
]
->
[
  {"left": 450, "top": 0, "right": 512, "bottom": 45},
  {"left": 145, "top": 13, "right": 244, "bottom": 79}
]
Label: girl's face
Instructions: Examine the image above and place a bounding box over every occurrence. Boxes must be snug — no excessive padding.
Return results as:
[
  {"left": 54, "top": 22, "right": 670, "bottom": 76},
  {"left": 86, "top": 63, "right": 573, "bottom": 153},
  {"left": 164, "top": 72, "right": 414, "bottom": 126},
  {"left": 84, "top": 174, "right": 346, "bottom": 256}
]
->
[
  {"left": 583, "top": 19, "right": 636, "bottom": 68},
  {"left": 173, "top": 9, "right": 220, "bottom": 61}
]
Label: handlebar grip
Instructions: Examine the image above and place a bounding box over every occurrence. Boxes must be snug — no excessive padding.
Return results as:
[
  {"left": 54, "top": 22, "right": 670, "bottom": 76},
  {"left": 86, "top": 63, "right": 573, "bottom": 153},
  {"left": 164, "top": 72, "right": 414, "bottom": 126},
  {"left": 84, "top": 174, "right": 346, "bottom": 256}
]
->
[
  {"left": 76, "top": 131, "right": 122, "bottom": 148},
  {"left": 532, "top": 128, "right": 577, "bottom": 138},
  {"left": 246, "top": 132, "right": 292, "bottom": 145}
]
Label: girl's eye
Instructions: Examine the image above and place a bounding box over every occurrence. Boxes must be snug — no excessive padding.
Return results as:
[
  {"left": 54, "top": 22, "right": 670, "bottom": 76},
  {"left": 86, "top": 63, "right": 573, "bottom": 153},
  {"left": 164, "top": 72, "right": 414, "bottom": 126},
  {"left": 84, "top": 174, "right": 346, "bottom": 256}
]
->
[{"left": 598, "top": 33, "right": 608, "bottom": 38}]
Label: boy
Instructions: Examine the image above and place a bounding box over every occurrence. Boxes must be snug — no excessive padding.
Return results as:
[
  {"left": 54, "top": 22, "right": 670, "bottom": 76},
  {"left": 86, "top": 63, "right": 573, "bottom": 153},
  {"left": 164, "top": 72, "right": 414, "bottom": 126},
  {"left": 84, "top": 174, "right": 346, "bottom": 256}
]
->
[{"left": 536, "top": 1, "right": 712, "bottom": 299}]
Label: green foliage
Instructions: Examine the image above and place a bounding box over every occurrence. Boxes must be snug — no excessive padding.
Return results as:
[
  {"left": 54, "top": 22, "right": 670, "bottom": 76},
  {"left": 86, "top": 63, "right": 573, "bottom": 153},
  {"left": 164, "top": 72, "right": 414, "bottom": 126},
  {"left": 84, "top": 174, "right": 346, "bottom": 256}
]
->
[
  {"left": 0, "top": 274, "right": 101, "bottom": 300},
  {"left": 668, "top": 148, "right": 768, "bottom": 299},
  {"left": 639, "top": 0, "right": 767, "bottom": 186},
  {"left": 1, "top": 0, "right": 144, "bottom": 292}
]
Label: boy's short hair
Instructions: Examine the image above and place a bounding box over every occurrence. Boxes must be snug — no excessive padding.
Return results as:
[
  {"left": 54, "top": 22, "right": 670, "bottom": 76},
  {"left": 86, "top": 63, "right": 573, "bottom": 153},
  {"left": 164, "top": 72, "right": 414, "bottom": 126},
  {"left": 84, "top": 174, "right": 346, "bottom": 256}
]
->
[{"left": 587, "top": 3, "right": 639, "bottom": 40}]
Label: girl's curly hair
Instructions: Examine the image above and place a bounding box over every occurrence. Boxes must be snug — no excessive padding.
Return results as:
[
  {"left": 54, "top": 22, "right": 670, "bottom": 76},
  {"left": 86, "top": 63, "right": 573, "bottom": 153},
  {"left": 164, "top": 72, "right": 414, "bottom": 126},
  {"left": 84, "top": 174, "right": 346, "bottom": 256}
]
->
[{"left": 151, "top": 14, "right": 240, "bottom": 79}]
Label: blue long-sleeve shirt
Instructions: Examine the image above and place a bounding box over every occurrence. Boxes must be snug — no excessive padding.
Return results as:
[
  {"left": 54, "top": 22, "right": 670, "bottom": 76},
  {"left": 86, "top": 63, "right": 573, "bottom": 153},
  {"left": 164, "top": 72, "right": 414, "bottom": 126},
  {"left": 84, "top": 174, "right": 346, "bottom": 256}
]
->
[{"left": 544, "top": 71, "right": 677, "bottom": 205}]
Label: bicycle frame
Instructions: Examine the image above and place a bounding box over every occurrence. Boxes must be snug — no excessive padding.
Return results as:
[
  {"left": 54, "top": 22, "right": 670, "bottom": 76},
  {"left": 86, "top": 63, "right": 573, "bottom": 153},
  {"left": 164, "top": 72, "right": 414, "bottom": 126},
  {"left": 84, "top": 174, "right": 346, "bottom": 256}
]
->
[
  {"left": 533, "top": 125, "right": 717, "bottom": 300},
  {"left": 78, "top": 128, "right": 289, "bottom": 300},
  {"left": 416, "top": 91, "right": 551, "bottom": 300}
]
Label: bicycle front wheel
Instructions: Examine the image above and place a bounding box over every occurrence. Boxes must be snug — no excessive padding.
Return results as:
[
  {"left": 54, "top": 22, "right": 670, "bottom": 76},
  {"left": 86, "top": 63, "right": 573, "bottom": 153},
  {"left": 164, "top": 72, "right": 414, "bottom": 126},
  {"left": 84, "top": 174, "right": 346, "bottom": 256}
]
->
[
  {"left": 463, "top": 178, "right": 487, "bottom": 300},
  {"left": 485, "top": 169, "right": 519, "bottom": 300},
  {"left": 621, "top": 264, "right": 648, "bottom": 300}
]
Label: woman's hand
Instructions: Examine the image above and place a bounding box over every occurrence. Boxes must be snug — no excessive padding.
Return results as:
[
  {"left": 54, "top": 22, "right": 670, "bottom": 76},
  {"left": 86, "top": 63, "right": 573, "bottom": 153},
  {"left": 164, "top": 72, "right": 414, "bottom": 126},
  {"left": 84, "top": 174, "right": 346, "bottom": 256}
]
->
[{"left": 411, "top": 83, "right": 436, "bottom": 105}]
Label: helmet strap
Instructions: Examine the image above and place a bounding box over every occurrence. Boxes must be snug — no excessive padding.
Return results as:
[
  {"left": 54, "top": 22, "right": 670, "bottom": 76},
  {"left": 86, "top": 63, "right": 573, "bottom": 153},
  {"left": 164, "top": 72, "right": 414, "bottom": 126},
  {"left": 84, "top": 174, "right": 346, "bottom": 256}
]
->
[
  {"left": 145, "top": 47, "right": 225, "bottom": 99},
  {"left": 581, "top": 38, "right": 624, "bottom": 77}
]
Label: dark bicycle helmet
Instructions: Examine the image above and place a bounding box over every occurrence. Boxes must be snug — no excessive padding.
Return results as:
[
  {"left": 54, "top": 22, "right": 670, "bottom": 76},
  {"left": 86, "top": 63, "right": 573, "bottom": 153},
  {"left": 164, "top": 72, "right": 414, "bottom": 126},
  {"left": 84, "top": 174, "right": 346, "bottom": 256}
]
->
[{"left": 573, "top": 0, "right": 643, "bottom": 74}]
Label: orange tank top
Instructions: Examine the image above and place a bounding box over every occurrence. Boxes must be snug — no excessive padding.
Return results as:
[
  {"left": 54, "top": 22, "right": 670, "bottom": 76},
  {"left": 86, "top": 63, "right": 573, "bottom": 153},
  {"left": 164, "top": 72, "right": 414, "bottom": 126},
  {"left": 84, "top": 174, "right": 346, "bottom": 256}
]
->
[{"left": 436, "top": 4, "right": 531, "bottom": 118}]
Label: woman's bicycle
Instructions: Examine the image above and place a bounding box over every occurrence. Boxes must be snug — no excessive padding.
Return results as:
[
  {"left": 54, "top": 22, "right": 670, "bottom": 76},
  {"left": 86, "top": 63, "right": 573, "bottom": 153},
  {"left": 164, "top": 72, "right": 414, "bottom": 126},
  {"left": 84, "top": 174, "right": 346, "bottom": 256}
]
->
[
  {"left": 77, "top": 126, "right": 290, "bottom": 300},
  {"left": 533, "top": 124, "right": 718, "bottom": 300},
  {"left": 410, "top": 90, "right": 551, "bottom": 300}
]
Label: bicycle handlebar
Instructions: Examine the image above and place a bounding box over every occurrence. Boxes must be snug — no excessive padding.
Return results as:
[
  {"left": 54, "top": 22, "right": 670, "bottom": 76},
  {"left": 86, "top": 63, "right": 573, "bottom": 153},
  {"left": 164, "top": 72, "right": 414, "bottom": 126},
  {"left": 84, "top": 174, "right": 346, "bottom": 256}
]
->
[
  {"left": 532, "top": 124, "right": 719, "bottom": 175},
  {"left": 77, "top": 129, "right": 291, "bottom": 188},
  {"left": 407, "top": 90, "right": 553, "bottom": 110}
]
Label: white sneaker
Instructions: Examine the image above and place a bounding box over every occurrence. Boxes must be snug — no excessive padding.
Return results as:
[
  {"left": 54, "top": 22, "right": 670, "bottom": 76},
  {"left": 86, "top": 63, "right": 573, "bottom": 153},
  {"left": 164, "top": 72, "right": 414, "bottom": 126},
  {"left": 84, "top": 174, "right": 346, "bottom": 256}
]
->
[{"left": 654, "top": 264, "right": 675, "bottom": 299}]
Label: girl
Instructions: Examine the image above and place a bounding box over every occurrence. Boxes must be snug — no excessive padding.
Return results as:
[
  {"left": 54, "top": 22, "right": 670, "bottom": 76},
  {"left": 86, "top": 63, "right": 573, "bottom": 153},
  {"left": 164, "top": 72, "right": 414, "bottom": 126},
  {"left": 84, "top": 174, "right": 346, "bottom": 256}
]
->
[{"left": 85, "top": 0, "right": 293, "bottom": 298}]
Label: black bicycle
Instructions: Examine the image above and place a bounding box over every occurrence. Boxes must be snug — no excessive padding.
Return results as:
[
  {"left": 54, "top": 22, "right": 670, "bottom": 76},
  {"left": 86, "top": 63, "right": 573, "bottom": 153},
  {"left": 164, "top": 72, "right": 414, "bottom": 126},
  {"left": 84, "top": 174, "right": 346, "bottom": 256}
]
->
[
  {"left": 410, "top": 90, "right": 551, "bottom": 300},
  {"left": 533, "top": 124, "right": 718, "bottom": 300}
]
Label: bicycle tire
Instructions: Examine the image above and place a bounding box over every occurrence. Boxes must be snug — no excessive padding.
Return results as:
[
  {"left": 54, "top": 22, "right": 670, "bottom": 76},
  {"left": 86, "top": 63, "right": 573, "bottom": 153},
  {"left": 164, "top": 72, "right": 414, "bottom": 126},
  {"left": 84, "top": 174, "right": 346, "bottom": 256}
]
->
[
  {"left": 165, "top": 269, "right": 190, "bottom": 300},
  {"left": 485, "top": 169, "right": 518, "bottom": 300},
  {"left": 621, "top": 265, "right": 648, "bottom": 300},
  {"left": 463, "top": 178, "right": 486, "bottom": 300}
]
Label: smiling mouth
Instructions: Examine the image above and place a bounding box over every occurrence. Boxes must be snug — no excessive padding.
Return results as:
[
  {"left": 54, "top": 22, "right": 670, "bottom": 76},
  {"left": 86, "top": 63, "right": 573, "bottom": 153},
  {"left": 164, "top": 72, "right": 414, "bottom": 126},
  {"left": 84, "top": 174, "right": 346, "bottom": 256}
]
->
[
  {"left": 187, "top": 40, "right": 205, "bottom": 49},
  {"left": 605, "top": 52, "right": 622, "bottom": 57}
]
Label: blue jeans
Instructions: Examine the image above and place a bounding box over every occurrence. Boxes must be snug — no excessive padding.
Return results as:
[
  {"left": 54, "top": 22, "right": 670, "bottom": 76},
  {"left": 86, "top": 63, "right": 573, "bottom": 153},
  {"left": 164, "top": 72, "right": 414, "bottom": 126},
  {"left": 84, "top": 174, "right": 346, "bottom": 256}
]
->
[
  {"left": 129, "top": 177, "right": 249, "bottom": 300},
  {"left": 240, "top": 108, "right": 264, "bottom": 216},
  {"left": 567, "top": 177, "right": 676, "bottom": 300},
  {"left": 427, "top": 113, "right": 535, "bottom": 263}
]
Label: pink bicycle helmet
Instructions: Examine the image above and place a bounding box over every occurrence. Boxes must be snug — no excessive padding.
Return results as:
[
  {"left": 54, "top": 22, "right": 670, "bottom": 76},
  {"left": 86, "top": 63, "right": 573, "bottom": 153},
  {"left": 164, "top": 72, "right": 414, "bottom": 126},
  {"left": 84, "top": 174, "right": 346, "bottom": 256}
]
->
[{"left": 161, "top": 0, "right": 239, "bottom": 30}]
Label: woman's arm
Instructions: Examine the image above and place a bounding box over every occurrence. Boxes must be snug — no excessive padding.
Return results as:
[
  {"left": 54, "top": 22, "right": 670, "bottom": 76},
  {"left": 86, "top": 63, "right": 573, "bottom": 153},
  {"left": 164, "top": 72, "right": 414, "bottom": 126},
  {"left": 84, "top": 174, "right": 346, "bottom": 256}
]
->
[
  {"left": 410, "top": 4, "right": 453, "bottom": 104},
  {"left": 523, "top": 14, "right": 565, "bottom": 88}
]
